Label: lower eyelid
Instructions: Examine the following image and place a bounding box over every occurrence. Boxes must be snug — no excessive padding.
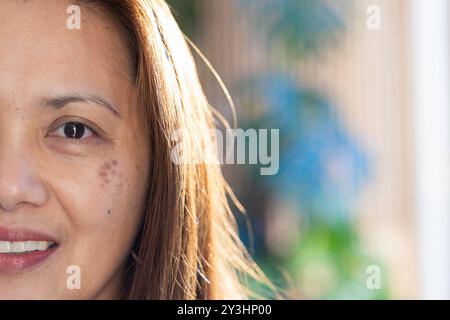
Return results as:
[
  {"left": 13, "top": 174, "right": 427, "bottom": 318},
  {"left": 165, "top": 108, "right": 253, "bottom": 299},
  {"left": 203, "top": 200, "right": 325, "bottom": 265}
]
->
[{"left": 46, "top": 134, "right": 104, "bottom": 147}]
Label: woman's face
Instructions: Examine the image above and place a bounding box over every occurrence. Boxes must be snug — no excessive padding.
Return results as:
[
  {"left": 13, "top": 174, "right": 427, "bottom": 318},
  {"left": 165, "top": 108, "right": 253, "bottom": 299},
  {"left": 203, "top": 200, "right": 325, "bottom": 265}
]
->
[{"left": 0, "top": 1, "right": 149, "bottom": 299}]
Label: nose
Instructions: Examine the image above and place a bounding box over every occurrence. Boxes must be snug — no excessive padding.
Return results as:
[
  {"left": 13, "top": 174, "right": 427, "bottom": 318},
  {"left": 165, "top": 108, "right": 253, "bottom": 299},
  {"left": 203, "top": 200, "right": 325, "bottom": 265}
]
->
[{"left": 0, "top": 148, "right": 49, "bottom": 212}]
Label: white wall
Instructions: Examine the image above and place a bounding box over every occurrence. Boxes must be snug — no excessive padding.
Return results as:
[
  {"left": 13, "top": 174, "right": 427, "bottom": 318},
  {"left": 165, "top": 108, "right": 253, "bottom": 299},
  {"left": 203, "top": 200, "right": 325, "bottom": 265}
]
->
[{"left": 411, "top": 0, "right": 450, "bottom": 299}]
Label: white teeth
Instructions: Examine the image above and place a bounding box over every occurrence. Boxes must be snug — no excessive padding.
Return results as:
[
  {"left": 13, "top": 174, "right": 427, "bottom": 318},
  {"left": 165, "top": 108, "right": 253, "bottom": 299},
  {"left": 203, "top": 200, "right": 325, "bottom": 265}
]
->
[
  {"left": 10, "top": 242, "right": 26, "bottom": 253},
  {"left": 0, "top": 241, "right": 54, "bottom": 253},
  {"left": 0, "top": 241, "right": 10, "bottom": 253},
  {"left": 37, "top": 241, "right": 49, "bottom": 251}
]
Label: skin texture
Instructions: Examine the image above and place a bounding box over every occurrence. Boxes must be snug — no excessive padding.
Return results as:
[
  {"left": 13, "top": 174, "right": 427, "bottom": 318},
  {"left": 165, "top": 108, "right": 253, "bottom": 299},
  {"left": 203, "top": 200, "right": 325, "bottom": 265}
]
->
[{"left": 0, "top": 0, "right": 150, "bottom": 299}]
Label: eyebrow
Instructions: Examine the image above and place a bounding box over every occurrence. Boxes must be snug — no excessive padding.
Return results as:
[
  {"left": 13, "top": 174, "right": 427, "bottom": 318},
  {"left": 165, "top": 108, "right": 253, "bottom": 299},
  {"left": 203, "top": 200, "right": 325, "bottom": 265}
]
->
[{"left": 41, "top": 94, "right": 121, "bottom": 118}]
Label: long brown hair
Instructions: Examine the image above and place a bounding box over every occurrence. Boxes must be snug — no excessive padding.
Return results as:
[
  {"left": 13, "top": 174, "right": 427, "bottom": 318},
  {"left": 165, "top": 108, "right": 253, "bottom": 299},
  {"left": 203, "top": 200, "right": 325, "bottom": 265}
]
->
[{"left": 79, "top": 0, "right": 277, "bottom": 299}]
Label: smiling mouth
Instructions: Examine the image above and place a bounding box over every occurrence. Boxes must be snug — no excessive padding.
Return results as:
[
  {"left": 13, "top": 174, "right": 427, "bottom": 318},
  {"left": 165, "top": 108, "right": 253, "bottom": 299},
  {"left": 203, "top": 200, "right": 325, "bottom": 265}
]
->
[
  {"left": 0, "top": 226, "right": 60, "bottom": 273},
  {"left": 0, "top": 241, "right": 57, "bottom": 254}
]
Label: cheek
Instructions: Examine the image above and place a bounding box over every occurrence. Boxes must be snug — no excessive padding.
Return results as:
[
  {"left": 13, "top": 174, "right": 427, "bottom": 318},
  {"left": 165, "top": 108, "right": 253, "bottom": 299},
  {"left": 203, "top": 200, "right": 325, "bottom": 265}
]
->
[
  {"left": 54, "top": 158, "right": 146, "bottom": 249},
  {"left": 49, "top": 157, "right": 148, "bottom": 295}
]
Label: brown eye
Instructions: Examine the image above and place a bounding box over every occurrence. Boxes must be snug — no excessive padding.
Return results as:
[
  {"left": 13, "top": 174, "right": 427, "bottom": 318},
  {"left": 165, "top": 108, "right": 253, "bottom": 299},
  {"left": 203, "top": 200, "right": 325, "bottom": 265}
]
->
[{"left": 53, "top": 121, "right": 96, "bottom": 139}]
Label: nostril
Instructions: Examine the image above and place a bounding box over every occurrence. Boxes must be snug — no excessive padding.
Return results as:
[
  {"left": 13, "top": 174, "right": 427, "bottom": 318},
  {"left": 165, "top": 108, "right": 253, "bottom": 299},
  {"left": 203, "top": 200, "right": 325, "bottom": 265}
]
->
[{"left": 0, "top": 201, "right": 25, "bottom": 212}]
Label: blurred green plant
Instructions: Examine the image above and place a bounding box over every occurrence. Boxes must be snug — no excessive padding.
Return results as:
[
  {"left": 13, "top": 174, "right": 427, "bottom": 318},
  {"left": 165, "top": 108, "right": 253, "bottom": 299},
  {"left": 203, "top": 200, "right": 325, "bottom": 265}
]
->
[
  {"left": 242, "top": 0, "right": 350, "bottom": 58},
  {"left": 166, "top": 0, "right": 198, "bottom": 36},
  {"left": 252, "top": 219, "right": 389, "bottom": 299},
  {"left": 287, "top": 219, "right": 388, "bottom": 299}
]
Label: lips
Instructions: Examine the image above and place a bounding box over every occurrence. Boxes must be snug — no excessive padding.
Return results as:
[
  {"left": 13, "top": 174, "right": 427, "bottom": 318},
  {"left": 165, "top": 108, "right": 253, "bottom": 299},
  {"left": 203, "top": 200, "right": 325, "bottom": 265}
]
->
[{"left": 0, "top": 225, "right": 59, "bottom": 274}]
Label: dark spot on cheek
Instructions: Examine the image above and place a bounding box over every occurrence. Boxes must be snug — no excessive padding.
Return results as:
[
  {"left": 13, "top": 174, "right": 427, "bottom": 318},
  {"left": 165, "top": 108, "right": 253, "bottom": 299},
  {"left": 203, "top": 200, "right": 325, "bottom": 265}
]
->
[
  {"left": 107, "top": 209, "right": 111, "bottom": 215},
  {"left": 98, "top": 159, "right": 124, "bottom": 189}
]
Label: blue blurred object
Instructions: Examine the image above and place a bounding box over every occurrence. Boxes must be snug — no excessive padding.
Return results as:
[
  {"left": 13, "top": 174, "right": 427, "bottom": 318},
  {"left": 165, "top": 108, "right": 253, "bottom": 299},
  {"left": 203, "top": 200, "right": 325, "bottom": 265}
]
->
[
  {"left": 244, "top": 74, "right": 369, "bottom": 222},
  {"left": 274, "top": 76, "right": 367, "bottom": 217},
  {"left": 236, "top": 0, "right": 367, "bottom": 222}
]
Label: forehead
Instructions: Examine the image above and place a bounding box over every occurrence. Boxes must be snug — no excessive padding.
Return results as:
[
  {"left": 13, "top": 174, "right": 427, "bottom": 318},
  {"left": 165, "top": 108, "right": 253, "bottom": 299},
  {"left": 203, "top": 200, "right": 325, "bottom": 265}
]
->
[{"left": 0, "top": 0, "right": 133, "bottom": 106}]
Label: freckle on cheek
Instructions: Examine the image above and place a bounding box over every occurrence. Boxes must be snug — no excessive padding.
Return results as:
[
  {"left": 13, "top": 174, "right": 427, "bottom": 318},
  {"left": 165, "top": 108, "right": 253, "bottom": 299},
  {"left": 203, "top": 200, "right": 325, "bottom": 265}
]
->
[{"left": 98, "top": 159, "right": 123, "bottom": 188}]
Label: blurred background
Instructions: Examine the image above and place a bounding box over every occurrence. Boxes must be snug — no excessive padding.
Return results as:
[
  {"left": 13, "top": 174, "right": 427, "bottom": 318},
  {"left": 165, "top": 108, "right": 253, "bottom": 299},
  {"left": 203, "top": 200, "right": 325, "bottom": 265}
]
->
[{"left": 167, "top": 0, "right": 450, "bottom": 299}]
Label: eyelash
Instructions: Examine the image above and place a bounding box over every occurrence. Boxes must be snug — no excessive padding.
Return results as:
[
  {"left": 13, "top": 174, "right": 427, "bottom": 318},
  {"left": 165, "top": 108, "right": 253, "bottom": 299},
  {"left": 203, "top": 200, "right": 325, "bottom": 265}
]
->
[{"left": 48, "top": 121, "right": 100, "bottom": 141}]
